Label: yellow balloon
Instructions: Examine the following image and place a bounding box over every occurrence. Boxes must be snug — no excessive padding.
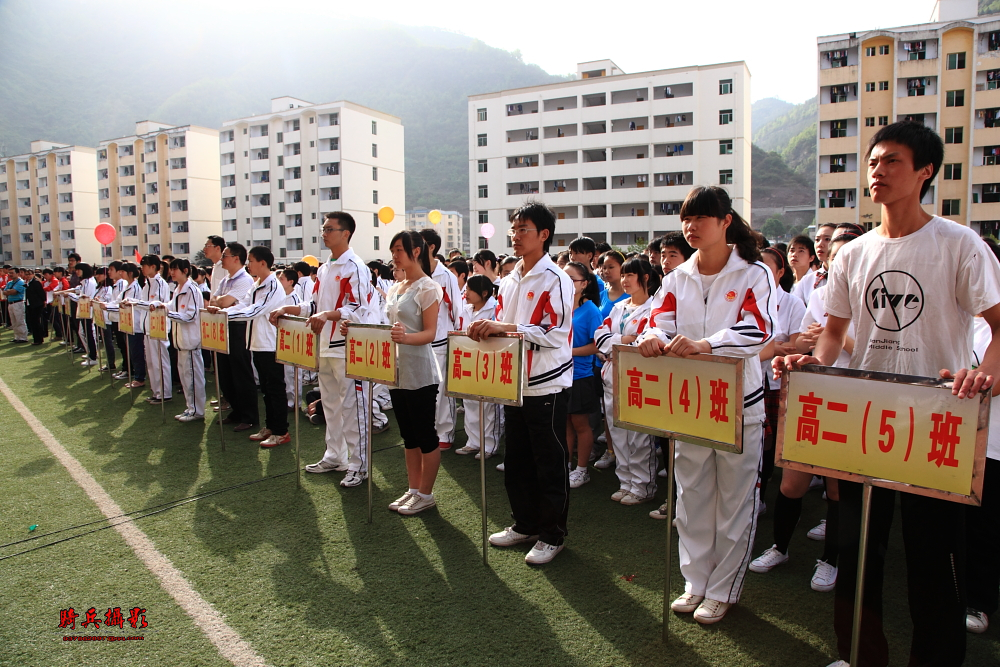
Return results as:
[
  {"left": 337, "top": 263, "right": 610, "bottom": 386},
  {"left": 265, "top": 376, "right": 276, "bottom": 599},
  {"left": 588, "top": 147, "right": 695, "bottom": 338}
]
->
[
  {"left": 301, "top": 255, "right": 319, "bottom": 268},
  {"left": 378, "top": 206, "right": 395, "bottom": 224},
  {"left": 428, "top": 209, "right": 442, "bottom": 225}
]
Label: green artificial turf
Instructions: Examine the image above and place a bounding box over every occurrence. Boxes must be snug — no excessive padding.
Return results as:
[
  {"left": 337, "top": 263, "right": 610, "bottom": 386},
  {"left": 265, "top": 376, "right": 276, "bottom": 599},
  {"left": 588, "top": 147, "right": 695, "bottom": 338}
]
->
[{"left": 1, "top": 338, "right": 998, "bottom": 666}]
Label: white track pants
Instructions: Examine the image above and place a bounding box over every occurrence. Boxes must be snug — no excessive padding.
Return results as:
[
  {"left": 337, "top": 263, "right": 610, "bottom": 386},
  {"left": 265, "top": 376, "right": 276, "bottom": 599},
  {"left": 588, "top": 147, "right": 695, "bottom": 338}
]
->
[
  {"left": 284, "top": 364, "right": 302, "bottom": 407},
  {"left": 178, "top": 348, "right": 206, "bottom": 416},
  {"left": 318, "top": 356, "right": 369, "bottom": 473},
  {"left": 463, "top": 399, "right": 503, "bottom": 455},
  {"left": 433, "top": 347, "right": 456, "bottom": 444},
  {"left": 144, "top": 336, "right": 172, "bottom": 400},
  {"left": 674, "top": 422, "right": 763, "bottom": 604},
  {"left": 602, "top": 375, "right": 657, "bottom": 499}
]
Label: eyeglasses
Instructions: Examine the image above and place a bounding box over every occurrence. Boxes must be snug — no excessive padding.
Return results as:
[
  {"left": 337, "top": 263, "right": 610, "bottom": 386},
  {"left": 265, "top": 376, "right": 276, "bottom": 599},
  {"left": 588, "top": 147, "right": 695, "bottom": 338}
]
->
[
  {"left": 321, "top": 226, "right": 347, "bottom": 234},
  {"left": 571, "top": 278, "right": 588, "bottom": 284},
  {"left": 507, "top": 226, "right": 538, "bottom": 238},
  {"left": 221, "top": 253, "right": 235, "bottom": 258}
]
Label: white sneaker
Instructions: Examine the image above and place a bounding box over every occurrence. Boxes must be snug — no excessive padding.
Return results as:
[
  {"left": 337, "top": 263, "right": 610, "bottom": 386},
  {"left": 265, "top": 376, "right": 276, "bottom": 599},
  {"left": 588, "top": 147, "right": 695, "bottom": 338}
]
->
[
  {"left": 809, "top": 475, "right": 824, "bottom": 491},
  {"left": 397, "top": 493, "right": 436, "bottom": 515},
  {"left": 670, "top": 592, "right": 704, "bottom": 613},
  {"left": 305, "top": 459, "right": 349, "bottom": 474},
  {"left": 496, "top": 462, "right": 505, "bottom": 472},
  {"left": 826, "top": 661, "right": 850, "bottom": 667},
  {"left": 757, "top": 501, "right": 767, "bottom": 517},
  {"left": 620, "top": 492, "right": 655, "bottom": 506},
  {"left": 749, "top": 545, "right": 789, "bottom": 573},
  {"left": 474, "top": 450, "right": 495, "bottom": 460},
  {"left": 489, "top": 526, "right": 538, "bottom": 547},
  {"left": 694, "top": 598, "right": 731, "bottom": 624},
  {"left": 525, "top": 540, "right": 563, "bottom": 564},
  {"left": 81, "top": 358, "right": 98, "bottom": 366},
  {"left": 177, "top": 412, "right": 203, "bottom": 423},
  {"left": 174, "top": 410, "right": 192, "bottom": 421},
  {"left": 611, "top": 489, "right": 629, "bottom": 502},
  {"left": 596, "top": 432, "right": 607, "bottom": 444},
  {"left": 389, "top": 492, "right": 415, "bottom": 512},
  {"left": 568, "top": 468, "right": 590, "bottom": 488},
  {"left": 594, "top": 450, "right": 615, "bottom": 469},
  {"left": 967, "top": 608, "right": 989, "bottom": 633},
  {"left": 811, "top": 560, "right": 837, "bottom": 592},
  {"left": 649, "top": 501, "right": 671, "bottom": 520},
  {"left": 455, "top": 445, "right": 478, "bottom": 455},
  {"left": 340, "top": 470, "right": 367, "bottom": 487},
  {"left": 657, "top": 468, "right": 668, "bottom": 478},
  {"left": 807, "top": 519, "right": 827, "bottom": 541}
]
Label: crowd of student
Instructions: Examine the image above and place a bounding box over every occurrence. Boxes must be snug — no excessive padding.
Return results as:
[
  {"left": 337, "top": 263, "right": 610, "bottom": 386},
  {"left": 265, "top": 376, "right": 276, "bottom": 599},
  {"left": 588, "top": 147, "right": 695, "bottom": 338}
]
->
[{"left": 1, "top": 121, "right": 999, "bottom": 666}]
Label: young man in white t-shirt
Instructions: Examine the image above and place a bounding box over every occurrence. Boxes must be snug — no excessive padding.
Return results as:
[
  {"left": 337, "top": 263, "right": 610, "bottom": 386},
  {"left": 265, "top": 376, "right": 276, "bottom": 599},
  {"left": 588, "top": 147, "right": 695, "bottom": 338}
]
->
[{"left": 776, "top": 122, "right": 1000, "bottom": 667}]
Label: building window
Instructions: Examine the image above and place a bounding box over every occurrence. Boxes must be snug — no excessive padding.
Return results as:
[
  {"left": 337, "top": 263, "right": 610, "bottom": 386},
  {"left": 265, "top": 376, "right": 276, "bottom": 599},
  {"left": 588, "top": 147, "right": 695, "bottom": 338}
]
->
[
  {"left": 865, "top": 46, "right": 876, "bottom": 56},
  {"left": 479, "top": 237, "right": 488, "bottom": 249},
  {"left": 943, "top": 164, "right": 962, "bottom": 180},
  {"left": 865, "top": 117, "right": 876, "bottom": 127},
  {"left": 947, "top": 52, "right": 966, "bottom": 70},
  {"left": 719, "top": 139, "right": 733, "bottom": 155},
  {"left": 477, "top": 160, "right": 488, "bottom": 173},
  {"left": 878, "top": 116, "right": 888, "bottom": 126},
  {"left": 878, "top": 81, "right": 889, "bottom": 91},
  {"left": 942, "top": 199, "right": 961, "bottom": 216},
  {"left": 372, "top": 167, "right": 378, "bottom": 181},
  {"left": 830, "top": 120, "right": 848, "bottom": 137},
  {"left": 719, "top": 169, "right": 733, "bottom": 185},
  {"left": 374, "top": 213, "right": 379, "bottom": 228},
  {"left": 719, "top": 79, "right": 732, "bottom": 95},
  {"left": 374, "top": 236, "right": 380, "bottom": 251},
  {"left": 477, "top": 134, "right": 487, "bottom": 147},
  {"left": 865, "top": 82, "right": 876, "bottom": 92},
  {"left": 372, "top": 143, "right": 377, "bottom": 158},
  {"left": 371, "top": 121, "right": 377, "bottom": 135},
  {"left": 477, "top": 108, "right": 487, "bottom": 121},
  {"left": 372, "top": 190, "right": 378, "bottom": 205},
  {"left": 945, "top": 127, "right": 964, "bottom": 144},
  {"left": 478, "top": 210, "right": 488, "bottom": 224},
  {"left": 879, "top": 45, "right": 890, "bottom": 55},
  {"left": 719, "top": 109, "right": 733, "bottom": 125},
  {"left": 946, "top": 90, "right": 965, "bottom": 107},
  {"left": 478, "top": 185, "right": 488, "bottom": 198},
  {"left": 830, "top": 155, "right": 848, "bottom": 173}
]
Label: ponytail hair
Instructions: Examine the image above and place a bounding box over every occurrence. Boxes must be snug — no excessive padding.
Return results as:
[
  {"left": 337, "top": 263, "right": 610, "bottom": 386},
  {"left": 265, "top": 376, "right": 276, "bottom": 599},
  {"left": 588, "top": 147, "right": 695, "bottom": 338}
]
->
[
  {"left": 390, "top": 230, "right": 432, "bottom": 277},
  {"left": 761, "top": 247, "right": 794, "bottom": 292},
  {"left": 621, "top": 255, "right": 661, "bottom": 297},
  {"left": 566, "top": 261, "right": 600, "bottom": 306},
  {"left": 679, "top": 186, "right": 761, "bottom": 263}
]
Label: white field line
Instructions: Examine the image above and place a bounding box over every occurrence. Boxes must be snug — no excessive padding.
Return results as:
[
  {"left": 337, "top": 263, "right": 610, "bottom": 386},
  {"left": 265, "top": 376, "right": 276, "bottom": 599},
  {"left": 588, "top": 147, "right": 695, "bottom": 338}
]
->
[{"left": 0, "top": 375, "right": 271, "bottom": 667}]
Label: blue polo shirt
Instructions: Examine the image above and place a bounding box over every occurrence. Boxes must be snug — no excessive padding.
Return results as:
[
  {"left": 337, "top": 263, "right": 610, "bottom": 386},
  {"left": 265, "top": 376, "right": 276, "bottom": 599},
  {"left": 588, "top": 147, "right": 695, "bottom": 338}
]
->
[{"left": 6, "top": 278, "right": 25, "bottom": 303}]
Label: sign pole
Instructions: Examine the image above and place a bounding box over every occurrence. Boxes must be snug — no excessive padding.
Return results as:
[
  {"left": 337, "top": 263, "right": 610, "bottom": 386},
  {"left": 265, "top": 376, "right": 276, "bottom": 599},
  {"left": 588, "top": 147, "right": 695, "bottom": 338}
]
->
[
  {"left": 93, "top": 321, "right": 102, "bottom": 376},
  {"left": 849, "top": 481, "right": 874, "bottom": 667},
  {"left": 66, "top": 304, "right": 73, "bottom": 363},
  {"left": 213, "top": 351, "right": 225, "bottom": 452},
  {"left": 126, "top": 333, "right": 134, "bottom": 404},
  {"left": 294, "top": 367, "right": 300, "bottom": 489},
  {"left": 366, "top": 381, "right": 374, "bottom": 524},
  {"left": 662, "top": 437, "right": 675, "bottom": 643},
  {"left": 479, "top": 400, "right": 489, "bottom": 566},
  {"left": 156, "top": 339, "right": 165, "bottom": 423}
]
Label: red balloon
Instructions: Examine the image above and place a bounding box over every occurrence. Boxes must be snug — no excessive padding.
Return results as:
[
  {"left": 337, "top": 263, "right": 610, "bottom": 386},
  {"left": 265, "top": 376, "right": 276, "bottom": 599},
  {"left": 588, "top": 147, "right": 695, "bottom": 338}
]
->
[{"left": 94, "top": 222, "right": 116, "bottom": 246}]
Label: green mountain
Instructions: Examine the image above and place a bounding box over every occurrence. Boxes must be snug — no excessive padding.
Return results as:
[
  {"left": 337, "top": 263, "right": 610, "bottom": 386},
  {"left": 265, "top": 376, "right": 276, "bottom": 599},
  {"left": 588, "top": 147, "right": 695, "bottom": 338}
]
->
[
  {"left": 0, "top": 1, "right": 566, "bottom": 217},
  {"left": 751, "top": 98, "right": 796, "bottom": 136},
  {"left": 748, "top": 98, "right": 817, "bottom": 222}
]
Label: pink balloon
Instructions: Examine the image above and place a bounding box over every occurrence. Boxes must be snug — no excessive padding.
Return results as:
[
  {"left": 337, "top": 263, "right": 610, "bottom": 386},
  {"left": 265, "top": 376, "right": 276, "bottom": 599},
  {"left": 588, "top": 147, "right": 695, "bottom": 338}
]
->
[
  {"left": 94, "top": 222, "right": 116, "bottom": 246},
  {"left": 480, "top": 223, "right": 495, "bottom": 240}
]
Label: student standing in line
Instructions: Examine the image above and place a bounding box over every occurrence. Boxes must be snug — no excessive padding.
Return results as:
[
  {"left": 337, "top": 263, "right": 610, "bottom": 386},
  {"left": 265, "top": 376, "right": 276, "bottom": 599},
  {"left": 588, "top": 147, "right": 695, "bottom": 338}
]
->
[
  {"left": 775, "top": 121, "right": 1000, "bottom": 667},
  {"left": 211, "top": 243, "right": 257, "bottom": 432},
  {"left": 48, "top": 267, "right": 70, "bottom": 341},
  {"left": 3, "top": 266, "right": 28, "bottom": 343},
  {"left": 598, "top": 251, "right": 628, "bottom": 318},
  {"left": 133, "top": 256, "right": 172, "bottom": 403},
  {"left": 24, "top": 268, "right": 46, "bottom": 346},
  {"left": 156, "top": 258, "right": 205, "bottom": 422},
  {"left": 454, "top": 275, "right": 501, "bottom": 459},
  {"left": 383, "top": 231, "right": 444, "bottom": 516},
  {"left": 277, "top": 268, "right": 303, "bottom": 412},
  {"left": 471, "top": 201, "right": 574, "bottom": 565},
  {"left": 787, "top": 235, "right": 819, "bottom": 306},
  {"left": 68, "top": 263, "right": 99, "bottom": 366},
  {"left": 99, "top": 262, "right": 127, "bottom": 372},
  {"left": 66, "top": 253, "right": 82, "bottom": 351},
  {"left": 637, "top": 186, "right": 776, "bottom": 624},
  {"left": 471, "top": 249, "right": 501, "bottom": 286},
  {"left": 563, "top": 261, "right": 603, "bottom": 489},
  {"left": 119, "top": 263, "right": 147, "bottom": 388}
]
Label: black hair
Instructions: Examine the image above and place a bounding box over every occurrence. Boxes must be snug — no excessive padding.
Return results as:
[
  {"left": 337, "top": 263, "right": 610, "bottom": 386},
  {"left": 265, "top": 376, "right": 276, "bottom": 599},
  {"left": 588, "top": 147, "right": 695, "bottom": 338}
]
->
[
  {"left": 292, "top": 261, "right": 310, "bottom": 276},
  {"left": 836, "top": 222, "right": 865, "bottom": 238},
  {"left": 679, "top": 186, "right": 761, "bottom": 263},
  {"left": 568, "top": 236, "right": 597, "bottom": 256},
  {"left": 310, "top": 265, "right": 318, "bottom": 275},
  {"left": 472, "top": 249, "right": 499, "bottom": 272},
  {"left": 565, "top": 261, "right": 600, "bottom": 306},
  {"left": 325, "top": 211, "right": 356, "bottom": 241},
  {"left": 206, "top": 235, "right": 226, "bottom": 251},
  {"left": 621, "top": 255, "right": 661, "bottom": 297},
  {"left": 53, "top": 266, "right": 65, "bottom": 274},
  {"left": 761, "top": 247, "right": 794, "bottom": 292},
  {"left": 280, "top": 268, "right": 299, "bottom": 284},
  {"left": 865, "top": 121, "right": 944, "bottom": 199},
  {"left": 500, "top": 255, "right": 518, "bottom": 268},
  {"left": 226, "top": 242, "right": 247, "bottom": 265},
  {"left": 140, "top": 254, "right": 161, "bottom": 270},
  {"left": 448, "top": 259, "right": 469, "bottom": 279},
  {"left": 77, "top": 262, "right": 94, "bottom": 279},
  {"left": 660, "top": 231, "right": 695, "bottom": 260},
  {"left": 789, "top": 235, "right": 819, "bottom": 268},
  {"left": 466, "top": 274, "right": 496, "bottom": 302},
  {"left": 68, "top": 252, "right": 81, "bottom": 262},
  {"left": 418, "top": 228, "right": 442, "bottom": 256},
  {"left": 817, "top": 222, "right": 838, "bottom": 233},
  {"left": 169, "top": 257, "right": 191, "bottom": 277},
  {"left": 42, "top": 268, "right": 53, "bottom": 275},
  {"left": 647, "top": 237, "right": 663, "bottom": 253},
  {"left": 774, "top": 242, "right": 788, "bottom": 255},
  {"left": 122, "top": 262, "right": 144, "bottom": 286},
  {"left": 509, "top": 200, "right": 556, "bottom": 253},
  {"left": 248, "top": 245, "right": 274, "bottom": 268},
  {"left": 391, "top": 230, "right": 432, "bottom": 276},
  {"left": 108, "top": 260, "right": 124, "bottom": 272},
  {"left": 595, "top": 242, "right": 612, "bottom": 255},
  {"left": 600, "top": 249, "right": 625, "bottom": 269}
]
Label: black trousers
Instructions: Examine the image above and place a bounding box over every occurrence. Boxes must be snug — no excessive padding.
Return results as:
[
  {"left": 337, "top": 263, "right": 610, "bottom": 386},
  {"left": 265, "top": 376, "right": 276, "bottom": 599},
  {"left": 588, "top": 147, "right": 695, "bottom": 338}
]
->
[
  {"left": 390, "top": 384, "right": 439, "bottom": 453},
  {"left": 69, "top": 301, "right": 80, "bottom": 347},
  {"left": 834, "top": 481, "right": 966, "bottom": 667},
  {"left": 252, "top": 350, "right": 288, "bottom": 436},
  {"left": 102, "top": 321, "right": 118, "bottom": 369},
  {"left": 81, "top": 319, "right": 97, "bottom": 360},
  {"left": 503, "top": 389, "right": 570, "bottom": 546},
  {"left": 26, "top": 307, "right": 45, "bottom": 344},
  {"left": 967, "top": 457, "right": 1000, "bottom": 616},
  {"left": 217, "top": 322, "right": 258, "bottom": 425},
  {"left": 51, "top": 305, "right": 63, "bottom": 339}
]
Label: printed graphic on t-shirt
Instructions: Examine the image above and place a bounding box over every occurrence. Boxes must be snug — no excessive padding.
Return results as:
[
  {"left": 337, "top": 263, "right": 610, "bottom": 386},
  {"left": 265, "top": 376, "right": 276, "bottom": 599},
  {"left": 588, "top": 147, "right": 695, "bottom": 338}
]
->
[{"left": 865, "top": 270, "right": 923, "bottom": 332}]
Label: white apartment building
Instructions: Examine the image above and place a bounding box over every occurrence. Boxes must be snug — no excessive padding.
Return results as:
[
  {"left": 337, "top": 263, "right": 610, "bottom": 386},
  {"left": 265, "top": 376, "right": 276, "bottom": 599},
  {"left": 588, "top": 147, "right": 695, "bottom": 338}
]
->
[
  {"left": 0, "top": 141, "right": 98, "bottom": 266},
  {"left": 468, "top": 59, "right": 751, "bottom": 254},
  {"left": 405, "top": 208, "right": 467, "bottom": 255},
  {"left": 98, "top": 121, "right": 222, "bottom": 261},
  {"left": 220, "top": 97, "right": 404, "bottom": 262}
]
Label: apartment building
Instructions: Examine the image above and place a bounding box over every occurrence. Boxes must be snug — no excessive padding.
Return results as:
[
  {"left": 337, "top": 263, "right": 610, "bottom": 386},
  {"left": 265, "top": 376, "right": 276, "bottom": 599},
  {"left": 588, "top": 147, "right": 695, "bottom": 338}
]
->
[
  {"left": 405, "top": 208, "right": 467, "bottom": 255},
  {"left": 816, "top": 0, "right": 1000, "bottom": 235},
  {"left": 0, "top": 141, "right": 98, "bottom": 266},
  {"left": 468, "top": 59, "right": 751, "bottom": 254},
  {"left": 220, "top": 97, "right": 404, "bottom": 262},
  {"left": 97, "top": 121, "right": 222, "bottom": 261}
]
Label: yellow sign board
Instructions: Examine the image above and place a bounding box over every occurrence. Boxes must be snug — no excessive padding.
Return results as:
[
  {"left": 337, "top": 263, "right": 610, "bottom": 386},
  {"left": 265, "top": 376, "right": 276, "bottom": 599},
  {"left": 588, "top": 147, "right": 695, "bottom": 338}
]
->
[
  {"left": 445, "top": 333, "right": 524, "bottom": 406},
  {"left": 776, "top": 366, "right": 989, "bottom": 504},
  {"left": 276, "top": 316, "right": 319, "bottom": 371},
  {"left": 199, "top": 310, "right": 229, "bottom": 354},
  {"left": 148, "top": 306, "right": 168, "bottom": 341},
  {"left": 613, "top": 346, "right": 744, "bottom": 453},
  {"left": 345, "top": 323, "right": 398, "bottom": 387},
  {"left": 93, "top": 303, "right": 107, "bottom": 329},
  {"left": 118, "top": 303, "right": 134, "bottom": 335},
  {"left": 77, "top": 296, "right": 93, "bottom": 320}
]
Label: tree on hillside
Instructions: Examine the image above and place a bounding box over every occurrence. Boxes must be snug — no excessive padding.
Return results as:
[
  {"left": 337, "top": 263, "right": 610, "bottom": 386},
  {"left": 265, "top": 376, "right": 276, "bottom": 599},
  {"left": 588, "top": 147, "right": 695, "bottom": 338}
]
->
[{"left": 761, "top": 218, "right": 786, "bottom": 241}]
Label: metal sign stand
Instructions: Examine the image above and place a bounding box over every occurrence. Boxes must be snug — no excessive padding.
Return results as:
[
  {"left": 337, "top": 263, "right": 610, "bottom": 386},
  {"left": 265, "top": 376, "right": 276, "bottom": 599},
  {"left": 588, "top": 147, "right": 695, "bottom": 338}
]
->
[
  {"left": 65, "top": 305, "right": 73, "bottom": 364},
  {"left": 366, "top": 382, "right": 374, "bottom": 523},
  {"left": 155, "top": 340, "right": 165, "bottom": 423},
  {"left": 125, "top": 334, "right": 135, "bottom": 404},
  {"left": 213, "top": 351, "right": 226, "bottom": 452},
  {"left": 661, "top": 437, "right": 676, "bottom": 643},
  {"left": 479, "top": 401, "right": 489, "bottom": 566},
  {"left": 293, "top": 368, "right": 299, "bottom": 487},
  {"left": 92, "top": 321, "right": 101, "bottom": 376},
  {"left": 849, "top": 481, "right": 874, "bottom": 667}
]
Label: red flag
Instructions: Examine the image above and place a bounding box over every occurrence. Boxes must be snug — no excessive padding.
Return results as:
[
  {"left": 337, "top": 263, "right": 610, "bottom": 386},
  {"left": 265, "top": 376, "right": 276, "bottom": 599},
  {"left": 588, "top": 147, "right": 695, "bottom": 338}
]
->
[{"left": 134, "top": 248, "right": 142, "bottom": 263}]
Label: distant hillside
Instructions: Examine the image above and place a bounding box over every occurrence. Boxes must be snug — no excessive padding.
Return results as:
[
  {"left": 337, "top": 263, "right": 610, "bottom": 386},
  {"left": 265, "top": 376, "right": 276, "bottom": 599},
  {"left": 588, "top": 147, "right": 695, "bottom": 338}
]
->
[
  {"left": 749, "top": 97, "right": 817, "bottom": 224},
  {"left": 751, "top": 144, "right": 814, "bottom": 209},
  {"left": 753, "top": 97, "right": 818, "bottom": 160},
  {"left": 751, "top": 98, "right": 796, "bottom": 136}
]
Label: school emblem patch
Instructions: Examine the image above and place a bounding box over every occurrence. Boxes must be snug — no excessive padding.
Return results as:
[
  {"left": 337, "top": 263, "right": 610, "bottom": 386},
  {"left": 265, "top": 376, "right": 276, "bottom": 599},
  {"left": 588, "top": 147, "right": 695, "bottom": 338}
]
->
[
  {"left": 725, "top": 290, "right": 737, "bottom": 302},
  {"left": 527, "top": 291, "right": 535, "bottom": 300}
]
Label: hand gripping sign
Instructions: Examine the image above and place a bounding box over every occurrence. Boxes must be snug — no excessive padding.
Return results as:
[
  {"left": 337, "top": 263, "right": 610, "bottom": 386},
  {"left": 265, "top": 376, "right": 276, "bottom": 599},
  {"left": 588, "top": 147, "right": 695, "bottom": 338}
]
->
[
  {"left": 276, "top": 315, "right": 320, "bottom": 371},
  {"left": 118, "top": 303, "right": 135, "bottom": 335},
  {"left": 77, "top": 296, "right": 93, "bottom": 320},
  {"left": 199, "top": 309, "right": 229, "bottom": 355}
]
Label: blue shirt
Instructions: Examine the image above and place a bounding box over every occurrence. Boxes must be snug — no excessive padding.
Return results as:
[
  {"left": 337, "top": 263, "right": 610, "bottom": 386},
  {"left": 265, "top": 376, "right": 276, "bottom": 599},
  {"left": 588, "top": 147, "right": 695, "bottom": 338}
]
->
[
  {"left": 571, "top": 300, "right": 603, "bottom": 379},
  {"left": 6, "top": 278, "right": 25, "bottom": 302},
  {"left": 600, "top": 290, "right": 629, "bottom": 318}
]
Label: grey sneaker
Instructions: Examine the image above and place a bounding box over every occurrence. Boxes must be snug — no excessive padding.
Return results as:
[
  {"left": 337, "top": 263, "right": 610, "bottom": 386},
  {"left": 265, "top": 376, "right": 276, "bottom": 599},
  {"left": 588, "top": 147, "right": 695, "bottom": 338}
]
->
[
  {"left": 305, "top": 459, "right": 349, "bottom": 474},
  {"left": 649, "top": 501, "right": 671, "bottom": 520},
  {"left": 611, "top": 488, "right": 629, "bottom": 502},
  {"left": 177, "top": 412, "right": 203, "bottom": 423},
  {"left": 496, "top": 462, "right": 505, "bottom": 472},
  {"left": 967, "top": 608, "right": 989, "bottom": 634},
  {"left": 397, "top": 493, "right": 436, "bottom": 515},
  {"left": 568, "top": 468, "right": 590, "bottom": 488},
  {"left": 525, "top": 541, "right": 563, "bottom": 565},
  {"left": 489, "top": 526, "right": 538, "bottom": 547},
  {"left": 340, "top": 470, "right": 367, "bottom": 487},
  {"left": 455, "top": 445, "right": 478, "bottom": 455}
]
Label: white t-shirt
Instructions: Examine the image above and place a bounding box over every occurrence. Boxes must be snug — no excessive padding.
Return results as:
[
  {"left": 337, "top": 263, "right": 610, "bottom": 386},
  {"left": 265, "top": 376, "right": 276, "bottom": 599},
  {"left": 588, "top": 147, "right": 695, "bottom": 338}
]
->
[
  {"left": 972, "top": 317, "right": 1000, "bottom": 461},
  {"left": 762, "top": 289, "right": 807, "bottom": 390},
  {"left": 825, "top": 216, "right": 1000, "bottom": 377},
  {"left": 802, "top": 285, "right": 854, "bottom": 369}
]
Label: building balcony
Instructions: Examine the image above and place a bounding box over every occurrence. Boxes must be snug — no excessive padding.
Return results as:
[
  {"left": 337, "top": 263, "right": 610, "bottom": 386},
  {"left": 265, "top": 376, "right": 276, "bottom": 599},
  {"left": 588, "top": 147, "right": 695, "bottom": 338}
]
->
[
  {"left": 507, "top": 155, "right": 539, "bottom": 168},
  {"left": 249, "top": 135, "right": 269, "bottom": 150},
  {"left": 818, "top": 171, "right": 861, "bottom": 190},
  {"left": 977, "top": 88, "right": 1000, "bottom": 110},
  {"left": 250, "top": 158, "right": 269, "bottom": 171},
  {"left": 973, "top": 164, "right": 1000, "bottom": 183},
  {"left": 317, "top": 174, "right": 340, "bottom": 188},
  {"left": 819, "top": 64, "right": 859, "bottom": 87},
  {"left": 611, "top": 203, "right": 649, "bottom": 218},
  {"left": 544, "top": 179, "right": 578, "bottom": 194},
  {"left": 611, "top": 174, "right": 651, "bottom": 189},
  {"left": 974, "top": 126, "right": 1000, "bottom": 146},
  {"left": 283, "top": 154, "right": 301, "bottom": 169},
  {"left": 543, "top": 96, "right": 577, "bottom": 112},
  {"left": 820, "top": 101, "right": 859, "bottom": 121},
  {"left": 543, "top": 151, "right": 578, "bottom": 166},
  {"left": 897, "top": 93, "right": 939, "bottom": 117},
  {"left": 543, "top": 124, "right": 577, "bottom": 139},
  {"left": 284, "top": 202, "right": 302, "bottom": 215},
  {"left": 819, "top": 135, "right": 861, "bottom": 155},
  {"left": 506, "top": 128, "right": 539, "bottom": 143},
  {"left": 283, "top": 130, "right": 301, "bottom": 145},
  {"left": 611, "top": 117, "right": 649, "bottom": 132},
  {"left": 611, "top": 145, "right": 650, "bottom": 161},
  {"left": 251, "top": 182, "right": 270, "bottom": 196},
  {"left": 971, "top": 201, "right": 1000, "bottom": 220},
  {"left": 898, "top": 58, "right": 939, "bottom": 79},
  {"left": 317, "top": 125, "right": 340, "bottom": 140}
]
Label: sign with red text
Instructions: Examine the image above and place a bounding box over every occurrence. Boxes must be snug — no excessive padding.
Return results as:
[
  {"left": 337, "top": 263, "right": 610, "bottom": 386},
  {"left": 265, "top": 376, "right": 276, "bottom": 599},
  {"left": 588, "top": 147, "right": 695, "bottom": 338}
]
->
[
  {"left": 148, "top": 306, "right": 167, "bottom": 341},
  {"left": 613, "top": 346, "right": 744, "bottom": 453},
  {"left": 93, "top": 302, "right": 107, "bottom": 329},
  {"left": 276, "top": 316, "right": 319, "bottom": 371},
  {"left": 345, "top": 323, "right": 398, "bottom": 387},
  {"left": 445, "top": 332, "right": 524, "bottom": 406},
  {"left": 776, "top": 365, "right": 989, "bottom": 504},
  {"left": 118, "top": 303, "right": 134, "bottom": 334},
  {"left": 77, "top": 296, "right": 93, "bottom": 320},
  {"left": 199, "top": 310, "right": 229, "bottom": 355}
]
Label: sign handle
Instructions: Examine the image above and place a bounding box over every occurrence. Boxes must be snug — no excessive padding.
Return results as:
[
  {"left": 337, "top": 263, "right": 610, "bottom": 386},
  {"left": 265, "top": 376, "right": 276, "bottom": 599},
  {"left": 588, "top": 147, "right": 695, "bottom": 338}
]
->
[
  {"left": 480, "top": 400, "right": 489, "bottom": 566},
  {"left": 213, "top": 351, "right": 225, "bottom": 452},
  {"left": 849, "top": 481, "right": 874, "bottom": 667},
  {"left": 366, "top": 381, "right": 374, "bottom": 524},
  {"left": 294, "top": 367, "right": 300, "bottom": 489},
  {"left": 66, "top": 308, "right": 73, "bottom": 364},
  {"left": 106, "top": 325, "right": 115, "bottom": 389},
  {"left": 94, "top": 322, "right": 102, "bottom": 376},
  {"left": 662, "top": 437, "right": 676, "bottom": 644},
  {"left": 156, "top": 338, "right": 165, "bottom": 424},
  {"left": 126, "top": 332, "right": 134, "bottom": 404}
]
